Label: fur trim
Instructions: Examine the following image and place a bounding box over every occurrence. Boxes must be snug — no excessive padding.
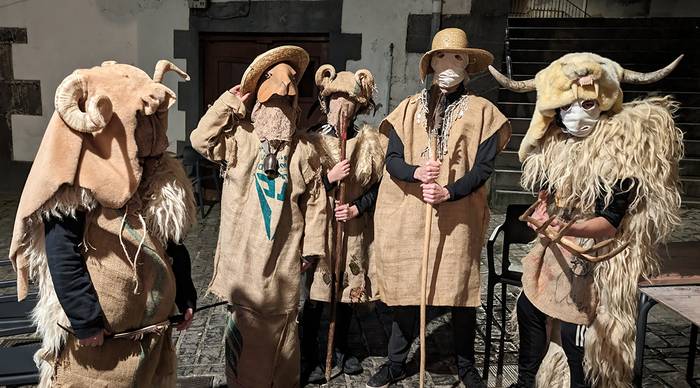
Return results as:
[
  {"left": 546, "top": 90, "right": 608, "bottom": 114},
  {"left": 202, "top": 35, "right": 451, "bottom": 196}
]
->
[
  {"left": 142, "top": 153, "right": 197, "bottom": 244},
  {"left": 521, "top": 97, "right": 683, "bottom": 387},
  {"left": 536, "top": 343, "right": 570, "bottom": 387},
  {"left": 305, "top": 124, "right": 384, "bottom": 187}
]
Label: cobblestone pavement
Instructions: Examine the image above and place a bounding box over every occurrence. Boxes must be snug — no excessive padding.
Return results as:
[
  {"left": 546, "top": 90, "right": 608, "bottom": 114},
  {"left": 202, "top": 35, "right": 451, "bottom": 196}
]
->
[{"left": 1, "top": 194, "right": 698, "bottom": 387}]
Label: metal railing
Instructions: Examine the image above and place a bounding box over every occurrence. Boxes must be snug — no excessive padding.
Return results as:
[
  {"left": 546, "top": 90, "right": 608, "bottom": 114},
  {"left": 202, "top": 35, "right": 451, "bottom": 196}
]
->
[{"left": 510, "top": 0, "right": 589, "bottom": 18}]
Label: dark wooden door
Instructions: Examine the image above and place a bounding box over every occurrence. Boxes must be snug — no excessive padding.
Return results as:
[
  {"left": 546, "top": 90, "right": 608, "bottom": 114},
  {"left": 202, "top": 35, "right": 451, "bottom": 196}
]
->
[{"left": 201, "top": 34, "right": 329, "bottom": 128}]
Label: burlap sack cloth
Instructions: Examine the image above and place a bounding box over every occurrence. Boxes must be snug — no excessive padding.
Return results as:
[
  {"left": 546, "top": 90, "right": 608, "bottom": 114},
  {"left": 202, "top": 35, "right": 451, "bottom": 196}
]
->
[
  {"left": 522, "top": 236, "right": 599, "bottom": 325},
  {"left": 308, "top": 128, "right": 384, "bottom": 303},
  {"left": 374, "top": 93, "right": 510, "bottom": 307},
  {"left": 191, "top": 91, "right": 327, "bottom": 387}
]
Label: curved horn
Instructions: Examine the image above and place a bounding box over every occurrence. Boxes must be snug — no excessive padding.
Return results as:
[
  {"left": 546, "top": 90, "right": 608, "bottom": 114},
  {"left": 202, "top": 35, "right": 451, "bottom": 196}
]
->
[
  {"left": 314, "top": 64, "right": 336, "bottom": 88},
  {"left": 488, "top": 65, "right": 536, "bottom": 92},
  {"left": 153, "top": 60, "right": 190, "bottom": 83},
  {"left": 355, "top": 69, "right": 375, "bottom": 88},
  {"left": 54, "top": 72, "right": 113, "bottom": 133},
  {"left": 621, "top": 54, "right": 683, "bottom": 84}
]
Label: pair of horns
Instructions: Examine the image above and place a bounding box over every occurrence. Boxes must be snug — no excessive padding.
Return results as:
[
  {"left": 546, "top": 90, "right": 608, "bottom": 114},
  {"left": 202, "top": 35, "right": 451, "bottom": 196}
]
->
[
  {"left": 54, "top": 60, "right": 189, "bottom": 133},
  {"left": 488, "top": 54, "right": 684, "bottom": 92},
  {"left": 314, "top": 64, "right": 374, "bottom": 89}
]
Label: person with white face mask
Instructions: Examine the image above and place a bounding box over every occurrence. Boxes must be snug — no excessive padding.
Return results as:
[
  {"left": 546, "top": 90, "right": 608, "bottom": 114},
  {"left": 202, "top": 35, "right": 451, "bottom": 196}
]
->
[
  {"left": 558, "top": 99, "right": 602, "bottom": 137},
  {"left": 367, "top": 28, "right": 512, "bottom": 388}
]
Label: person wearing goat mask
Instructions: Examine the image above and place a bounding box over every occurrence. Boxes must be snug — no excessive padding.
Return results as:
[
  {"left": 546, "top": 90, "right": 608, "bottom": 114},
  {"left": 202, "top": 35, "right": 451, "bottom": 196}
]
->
[
  {"left": 489, "top": 52, "right": 684, "bottom": 388},
  {"left": 367, "top": 28, "right": 512, "bottom": 388},
  {"left": 190, "top": 46, "right": 327, "bottom": 387}
]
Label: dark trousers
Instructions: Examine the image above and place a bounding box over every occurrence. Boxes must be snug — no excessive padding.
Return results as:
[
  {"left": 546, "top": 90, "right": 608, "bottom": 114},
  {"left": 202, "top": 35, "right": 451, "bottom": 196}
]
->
[
  {"left": 387, "top": 305, "right": 477, "bottom": 372},
  {"left": 300, "top": 300, "right": 353, "bottom": 364},
  {"left": 516, "top": 293, "right": 590, "bottom": 388}
]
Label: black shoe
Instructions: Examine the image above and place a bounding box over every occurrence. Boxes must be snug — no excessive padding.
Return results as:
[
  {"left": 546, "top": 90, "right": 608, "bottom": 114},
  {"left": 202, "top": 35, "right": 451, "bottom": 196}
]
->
[
  {"left": 341, "top": 354, "right": 363, "bottom": 375},
  {"left": 366, "top": 362, "right": 406, "bottom": 388},
  {"left": 459, "top": 364, "right": 486, "bottom": 388},
  {"left": 306, "top": 364, "right": 326, "bottom": 385},
  {"left": 508, "top": 382, "right": 533, "bottom": 388}
]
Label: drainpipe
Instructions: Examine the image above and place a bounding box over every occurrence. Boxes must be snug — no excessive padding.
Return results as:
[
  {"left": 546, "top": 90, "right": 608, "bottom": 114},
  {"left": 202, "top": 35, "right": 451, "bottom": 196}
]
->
[
  {"left": 385, "top": 43, "right": 394, "bottom": 115},
  {"left": 431, "top": 0, "right": 443, "bottom": 39}
]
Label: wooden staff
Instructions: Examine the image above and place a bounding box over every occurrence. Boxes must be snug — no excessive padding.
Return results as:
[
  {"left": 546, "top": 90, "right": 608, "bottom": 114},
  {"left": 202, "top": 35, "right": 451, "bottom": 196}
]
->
[
  {"left": 325, "top": 109, "right": 349, "bottom": 382},
  {"left": 420, "top": 92, "right": 445, "bottom": 388}
]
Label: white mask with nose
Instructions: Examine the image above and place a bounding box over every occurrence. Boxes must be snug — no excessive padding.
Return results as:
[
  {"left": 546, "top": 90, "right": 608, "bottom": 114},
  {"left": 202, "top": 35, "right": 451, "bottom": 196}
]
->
[
  {"left": 559, "top": 99, "right": 601, "bottom": 137},
  {"left": 430, "top": 52, "right": 468, "bottom": 89}
]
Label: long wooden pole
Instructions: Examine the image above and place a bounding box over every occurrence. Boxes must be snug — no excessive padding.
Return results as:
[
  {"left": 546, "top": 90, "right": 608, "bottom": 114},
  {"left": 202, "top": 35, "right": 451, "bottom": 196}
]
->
[
  {"left": 420, "top": 91, "right": 445, "bottom": 388},
  {"left": 325, "top": 110, "right": 349, "bottom": 383}
]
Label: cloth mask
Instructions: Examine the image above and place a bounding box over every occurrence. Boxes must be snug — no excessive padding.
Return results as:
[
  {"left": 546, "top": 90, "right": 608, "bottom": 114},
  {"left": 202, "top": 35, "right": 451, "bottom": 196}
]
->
[
  {"left": 559, "top": 99, "right": 601, "bottom": 137},
  {"left": 430, "top": 53, "right": 467, "bottom": 89}
]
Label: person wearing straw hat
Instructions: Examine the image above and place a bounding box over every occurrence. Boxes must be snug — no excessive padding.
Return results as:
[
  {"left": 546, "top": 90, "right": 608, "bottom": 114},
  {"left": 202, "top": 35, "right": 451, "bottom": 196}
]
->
[
  {"left": 367, "top": 28, "right": 511, "bottom": 388},
  {"left": 190, "top": 45, "right": 328, "bottom": 387}
]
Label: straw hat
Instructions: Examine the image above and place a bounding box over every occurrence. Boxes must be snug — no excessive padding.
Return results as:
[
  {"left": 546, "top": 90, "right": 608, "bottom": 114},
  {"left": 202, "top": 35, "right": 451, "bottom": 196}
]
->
[
  {"left": 240, "top": 45, "right": 310, "bottom": 96},
  {"left": 419, "top": 28, "right": 494, "bottom": 81}
]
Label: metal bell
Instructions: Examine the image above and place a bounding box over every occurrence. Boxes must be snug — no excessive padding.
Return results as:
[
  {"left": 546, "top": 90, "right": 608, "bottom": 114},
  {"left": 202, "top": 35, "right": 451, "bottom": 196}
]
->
[{"left": 263, "top": 153, "right": 279, "bottom": 178}]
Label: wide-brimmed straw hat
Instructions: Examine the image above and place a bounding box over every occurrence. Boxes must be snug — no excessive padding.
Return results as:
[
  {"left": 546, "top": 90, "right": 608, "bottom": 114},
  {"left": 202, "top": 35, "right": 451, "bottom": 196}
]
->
[
  {"left": 419, "top": 28, "right": 494, "bottom": 81},
  {"left": 240, "top": 45, "right": 310, "bottom": 96}
]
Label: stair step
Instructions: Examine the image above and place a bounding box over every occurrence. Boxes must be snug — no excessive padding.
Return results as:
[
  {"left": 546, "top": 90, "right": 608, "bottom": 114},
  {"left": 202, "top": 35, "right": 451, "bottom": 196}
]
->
[
  {"left": 686, "top": 140, "right": 700, "bottom": 158},
  {"left": 683, "top": 178, "right": 700, "bottom": 198},
  {"left": 506, "top": 134, "right": 524, "bottom": 151},
  {"left": 491, "top": 189, "right": 536, "bottom": 210},
  {"left": 496, "top": 151, "right": 522, "bottom": 169},
  {"left": 683, "top": 196, "right": 700, "bottom": 208},
  {"left": 508, "top": 26, "right": 700, "bottom": 40},
  {"left": 681, "top": 158, "right": 700, "bottom": 177},
  {"left": 507, "top": 17, "right": 700, "bottom": 29},
  {"left": 509, "top": 38, "right": 698, "bottom": 52},
  {"left": 510, "top": 50, "right": 693, "bottom": 64},
  {"left": 493, "top": 169, "right": 523, "bottom": 191}
]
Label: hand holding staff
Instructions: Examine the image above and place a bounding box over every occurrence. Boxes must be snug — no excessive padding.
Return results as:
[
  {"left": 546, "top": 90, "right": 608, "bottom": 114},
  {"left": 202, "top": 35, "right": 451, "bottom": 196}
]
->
[
  {"left": 419, "top": 92, "right": 446, "bottom": 388},
  {"left": 325, "top": 109, "right": 349, "bottom": 382}
]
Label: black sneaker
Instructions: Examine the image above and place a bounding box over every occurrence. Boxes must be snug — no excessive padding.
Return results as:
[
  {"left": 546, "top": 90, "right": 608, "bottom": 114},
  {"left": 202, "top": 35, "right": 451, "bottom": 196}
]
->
[
  {"left": 306, "top": 364, "right": 326, "bottom": 384},
  {"left": 366, "top": 362, "right": 406, "bottom": 388},
  {"left": 341, "top": 354, "right": 363, "bottom": 375},
  {"left": 459, "top": 364, "right": 486, "bottom": 388}
]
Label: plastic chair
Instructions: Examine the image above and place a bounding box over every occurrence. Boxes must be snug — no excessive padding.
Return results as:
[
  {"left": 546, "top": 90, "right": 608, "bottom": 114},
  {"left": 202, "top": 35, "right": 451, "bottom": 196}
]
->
[{"left": 482, "top": 204, "right": 537, "bottom": 384}]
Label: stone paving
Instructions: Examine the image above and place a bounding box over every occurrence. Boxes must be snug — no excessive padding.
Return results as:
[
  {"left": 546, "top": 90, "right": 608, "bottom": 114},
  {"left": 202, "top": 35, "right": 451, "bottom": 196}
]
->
[{"left": 1, "top": 193, "right": 699, "bottom": 387}]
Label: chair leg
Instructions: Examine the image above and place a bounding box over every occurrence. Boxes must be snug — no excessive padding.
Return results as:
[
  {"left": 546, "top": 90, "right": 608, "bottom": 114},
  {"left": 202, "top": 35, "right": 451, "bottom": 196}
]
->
[
  {"left": 483, "top": 277, "right": 497, "bottom": 382},
  {"left": 688, "top": 324, "right": 698, "bottom": 387},
  {"left": 497, "top": 283, "right": 508, "bottom": 377},
  {"left": 633, "top": 292, "right": 657, "bottom": 388}
]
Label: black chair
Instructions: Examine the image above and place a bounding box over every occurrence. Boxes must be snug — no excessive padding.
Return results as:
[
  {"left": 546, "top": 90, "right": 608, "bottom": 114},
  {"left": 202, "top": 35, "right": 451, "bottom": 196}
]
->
[
  {"left": 0, "top": 260, "right": 40, "bottom": 386},
  {"left": 482, "top": 204, "right": 537, "bottom": 384},
  {"left": 181, "top": 145, "right": 222, "bottom": 220}
]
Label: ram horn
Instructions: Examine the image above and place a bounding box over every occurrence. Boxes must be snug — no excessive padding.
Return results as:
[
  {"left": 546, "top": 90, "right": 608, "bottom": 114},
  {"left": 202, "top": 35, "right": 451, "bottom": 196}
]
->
[
  {"left": 355, "top": 69, "right": 375, "bottom": 89},
  {"left": 315, "top": 64, "right": 336, "bottom": 89},
  {"left": 621, "top": 54, "right": 683, "bottom": 84},
  {"left": 488, "top": 65, "right": 536, "bottom": 92},
  {"left": 54, "top": 72, "right": 113, "bottom": 133},
  {"left": 153, "top": 60, "right": 190, "bottom": 83}
]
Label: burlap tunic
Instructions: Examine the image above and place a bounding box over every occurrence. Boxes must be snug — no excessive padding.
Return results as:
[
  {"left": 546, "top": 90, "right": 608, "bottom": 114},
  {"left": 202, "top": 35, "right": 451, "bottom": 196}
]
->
[
  {"left": 191, "top": 91, "right": 326, "bottom": 387},
  {"left": 374, "top": 93, "right": 510, "bottom": 307},
  {"left": 308, "top": 129, "right": 383, "bottom": 303}
]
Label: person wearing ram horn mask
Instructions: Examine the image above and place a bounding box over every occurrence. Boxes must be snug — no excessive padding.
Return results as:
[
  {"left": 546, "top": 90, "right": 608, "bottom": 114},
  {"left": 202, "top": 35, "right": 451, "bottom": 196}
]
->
[
  {"left": 299, "top": 65, "right": 384, "bottom": 384},
  {"left": 488, "top": 53, "right": 684, "bottom": 388},
  {"left": 190, "top": 46, "right": 327, "bottom": 387},
  {"left": 367, "top": 28, "right": 512, "bottom": 388},
  {"left": 9, "top": 60, "right": 197, "bottom": 387}
]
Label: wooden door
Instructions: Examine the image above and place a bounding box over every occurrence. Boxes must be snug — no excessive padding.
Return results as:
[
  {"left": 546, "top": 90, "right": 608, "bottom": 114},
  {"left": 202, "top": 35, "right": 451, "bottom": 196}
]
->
[{"left": 201, "top": 34, "right": 329, "bottom": 128}]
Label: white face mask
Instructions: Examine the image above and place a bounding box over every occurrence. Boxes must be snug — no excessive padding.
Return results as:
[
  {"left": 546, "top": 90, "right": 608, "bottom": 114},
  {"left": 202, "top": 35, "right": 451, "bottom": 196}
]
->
[
  {"left": 431, "top": 53, "right": 467, "bottom": 89},
  {"left": 559, "top": 99, "right": 601, "bottom": 137}
]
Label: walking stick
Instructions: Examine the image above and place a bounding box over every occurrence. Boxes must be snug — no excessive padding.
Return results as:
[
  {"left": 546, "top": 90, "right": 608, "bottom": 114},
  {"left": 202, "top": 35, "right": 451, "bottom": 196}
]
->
[
  {"left": 325, "top": 109, "right": 349, "bottom": 382},
  {"left": 420, "top": 92, "right": 445, "bottom": 388}
]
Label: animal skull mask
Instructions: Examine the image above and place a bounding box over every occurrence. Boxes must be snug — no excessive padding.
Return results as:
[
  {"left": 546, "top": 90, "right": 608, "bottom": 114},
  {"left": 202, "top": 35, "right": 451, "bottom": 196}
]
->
[{"left": 488, "top": 52, "right": 683, "bottom": 160}]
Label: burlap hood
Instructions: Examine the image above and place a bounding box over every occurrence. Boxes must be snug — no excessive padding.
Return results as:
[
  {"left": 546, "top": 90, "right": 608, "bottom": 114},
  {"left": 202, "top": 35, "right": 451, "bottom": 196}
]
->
[
  {"left": 315, "top": 65, "right": 376, "bottom": 114},
  {"left": 488, "top": 52, "right": 683, "bottom": 161},
  {"left": 10, "top": 60, "right": 189, "bottom": 299}
]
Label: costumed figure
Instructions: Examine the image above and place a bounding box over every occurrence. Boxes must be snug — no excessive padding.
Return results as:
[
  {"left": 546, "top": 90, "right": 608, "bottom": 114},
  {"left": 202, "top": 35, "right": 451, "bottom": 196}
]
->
[
  {"left": 9, "top": 60, "right": 198, "bottom": 387},
  {"left": 190, "top": 46, "right": 327, "bottom": 387},
  {"left": 300, "top": 65, "right": 384, "bottom": 383},
  {"left": 367, "top": 28, "right": 511, "bottom": 388},
  {"left": 488, "top": 52, "right": 684, "bottom": 388}
]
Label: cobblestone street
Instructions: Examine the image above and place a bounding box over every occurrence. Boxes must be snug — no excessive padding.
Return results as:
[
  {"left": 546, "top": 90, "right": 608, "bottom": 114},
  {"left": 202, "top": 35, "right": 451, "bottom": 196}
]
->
[{"left": 1, "top": 194, "right": 699, "bottom": 387}]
